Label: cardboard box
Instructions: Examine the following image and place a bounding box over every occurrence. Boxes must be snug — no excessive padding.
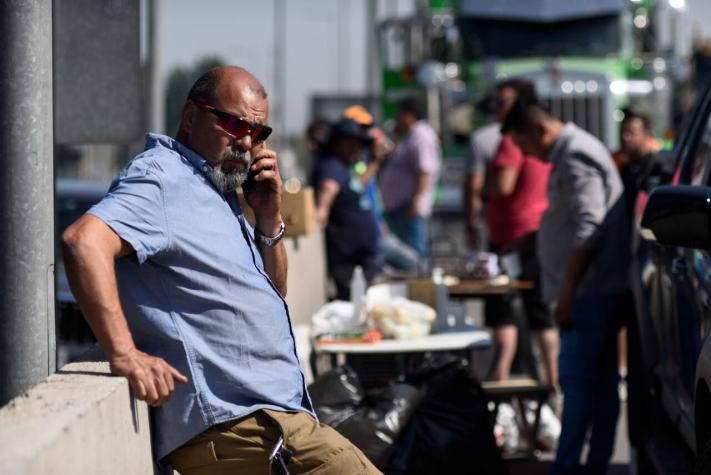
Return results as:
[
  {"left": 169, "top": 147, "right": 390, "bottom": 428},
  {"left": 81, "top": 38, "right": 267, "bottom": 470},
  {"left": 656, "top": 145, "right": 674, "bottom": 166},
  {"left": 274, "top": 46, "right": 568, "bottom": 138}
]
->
[
  {"left": 236, "top": 186, "right": 316, "bottom": 238},
  {"left": 407, "top": 278, "right": 450, "bottom": 332},
  {"left": 407, "top": 278, "right": 439, "bottom": 310}
]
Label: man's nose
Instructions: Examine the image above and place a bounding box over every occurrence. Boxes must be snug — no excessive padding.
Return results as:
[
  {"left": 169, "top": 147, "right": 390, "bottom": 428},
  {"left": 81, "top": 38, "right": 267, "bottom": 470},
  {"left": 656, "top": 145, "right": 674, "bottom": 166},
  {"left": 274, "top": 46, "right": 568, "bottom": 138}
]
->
[{"left": 232, "top": 133, "right": 252, "bottom": 151}]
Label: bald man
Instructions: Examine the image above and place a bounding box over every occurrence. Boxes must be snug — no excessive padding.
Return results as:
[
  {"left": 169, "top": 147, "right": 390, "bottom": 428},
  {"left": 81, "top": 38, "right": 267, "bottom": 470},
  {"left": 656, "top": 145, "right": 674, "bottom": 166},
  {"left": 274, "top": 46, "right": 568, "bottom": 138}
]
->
[{"left": 62, "top": 66, "right": 380, "bottom": 474}]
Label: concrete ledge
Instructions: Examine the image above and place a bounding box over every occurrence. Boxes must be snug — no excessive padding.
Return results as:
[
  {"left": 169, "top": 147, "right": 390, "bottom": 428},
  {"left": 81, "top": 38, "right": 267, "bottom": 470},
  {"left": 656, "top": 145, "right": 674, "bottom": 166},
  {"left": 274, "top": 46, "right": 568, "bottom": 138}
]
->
[
  {"left": 0, "top": 322, "right": 316, "bottom": 475},
  {"left": 0, "top": 361, "right": 156, "bottom": 475}
]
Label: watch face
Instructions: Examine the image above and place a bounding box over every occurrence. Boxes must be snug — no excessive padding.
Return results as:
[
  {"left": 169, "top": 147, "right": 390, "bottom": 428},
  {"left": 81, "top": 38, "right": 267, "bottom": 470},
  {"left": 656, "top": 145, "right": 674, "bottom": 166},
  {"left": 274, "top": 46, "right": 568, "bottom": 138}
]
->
[{"left": 258, "top": 222, "right": 285, "bottom": 246}]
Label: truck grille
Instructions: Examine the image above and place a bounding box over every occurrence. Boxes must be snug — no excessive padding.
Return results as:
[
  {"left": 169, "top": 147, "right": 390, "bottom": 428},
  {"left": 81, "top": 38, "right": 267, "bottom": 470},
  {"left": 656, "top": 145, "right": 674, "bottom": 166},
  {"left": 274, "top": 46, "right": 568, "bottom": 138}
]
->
[{"left": 541, "top": 94, "right": 608, "bottom": 144}]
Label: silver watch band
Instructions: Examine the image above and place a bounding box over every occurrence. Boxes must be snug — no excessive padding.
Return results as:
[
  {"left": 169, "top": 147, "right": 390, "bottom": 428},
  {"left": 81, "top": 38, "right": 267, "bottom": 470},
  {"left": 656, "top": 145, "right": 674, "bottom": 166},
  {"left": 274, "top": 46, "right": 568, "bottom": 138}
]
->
[{"left": 255, "top": 221, "right": 285, "bottom": 247}]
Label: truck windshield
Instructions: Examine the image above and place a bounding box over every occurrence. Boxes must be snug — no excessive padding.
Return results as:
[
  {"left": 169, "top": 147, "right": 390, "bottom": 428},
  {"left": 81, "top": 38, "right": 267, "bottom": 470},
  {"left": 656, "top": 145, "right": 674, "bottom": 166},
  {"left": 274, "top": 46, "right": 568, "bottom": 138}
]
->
[{"left": 458, "top": 15, "right": 621, "bottom": 59}]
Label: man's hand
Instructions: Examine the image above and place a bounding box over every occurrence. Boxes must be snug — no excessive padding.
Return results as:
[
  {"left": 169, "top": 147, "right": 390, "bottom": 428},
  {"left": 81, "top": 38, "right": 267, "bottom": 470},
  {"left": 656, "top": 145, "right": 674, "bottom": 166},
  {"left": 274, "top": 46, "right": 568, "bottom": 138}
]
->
[
  {"left": 315, "top": 206, "right": 329, "bottom": 230},
  {"left": 554, "top": 288, "right": 575, "bottom": 331},
  {"left": 110, "top": 348, "right": 188, "bottom": 407},
  {"left": 408, "top": 198, "right": 421, "bottom": 218},
  {"left": 370, "top": 128, "right": 393, "bottom": 163},
  {"left": 244, "top": 144, "right": 282, "bottom": 235},
  {"left": 244, "top": 142, "right": 289, "bottom": 294}
]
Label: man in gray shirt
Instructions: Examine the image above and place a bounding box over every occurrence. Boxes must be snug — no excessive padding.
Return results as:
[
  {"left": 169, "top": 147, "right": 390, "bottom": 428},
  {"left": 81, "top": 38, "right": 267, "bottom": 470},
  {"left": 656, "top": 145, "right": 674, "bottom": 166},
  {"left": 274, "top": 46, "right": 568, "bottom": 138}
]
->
[{"left": 502, "top": 101, "right": 628, "bottom": 475}]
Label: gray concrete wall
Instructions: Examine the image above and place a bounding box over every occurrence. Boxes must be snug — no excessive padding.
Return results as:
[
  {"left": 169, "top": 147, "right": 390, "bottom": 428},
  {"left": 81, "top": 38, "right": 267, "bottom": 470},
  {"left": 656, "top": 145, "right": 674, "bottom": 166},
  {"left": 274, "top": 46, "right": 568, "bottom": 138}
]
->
[{"left": 0, "top": 362, "right": 157, "bottom": 475}]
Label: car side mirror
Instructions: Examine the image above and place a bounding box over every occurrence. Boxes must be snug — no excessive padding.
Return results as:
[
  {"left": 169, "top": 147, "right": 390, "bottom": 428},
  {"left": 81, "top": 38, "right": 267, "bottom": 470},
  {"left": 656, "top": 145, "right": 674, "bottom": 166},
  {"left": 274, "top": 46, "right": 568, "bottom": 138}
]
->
[{"left": 640, "top": 185, "right": 711, "bottom": 250}]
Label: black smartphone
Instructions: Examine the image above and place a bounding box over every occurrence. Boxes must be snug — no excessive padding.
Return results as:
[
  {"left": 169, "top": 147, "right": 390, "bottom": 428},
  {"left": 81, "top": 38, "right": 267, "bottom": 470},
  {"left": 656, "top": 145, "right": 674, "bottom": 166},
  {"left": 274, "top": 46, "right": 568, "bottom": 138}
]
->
[{"left": 242, "top": 167, "right": 258, "bottom": 195}]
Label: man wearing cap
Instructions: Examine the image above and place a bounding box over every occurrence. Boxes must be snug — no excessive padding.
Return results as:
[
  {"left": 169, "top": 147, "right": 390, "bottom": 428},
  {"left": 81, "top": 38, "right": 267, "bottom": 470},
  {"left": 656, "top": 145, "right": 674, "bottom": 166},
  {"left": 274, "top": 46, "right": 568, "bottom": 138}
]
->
[
  {"left": 342, "top": 105, "right": 419, "bottom": 275},
  {"left": 62, "top": 65, "right": 381, "bottom": 474},
  {"left": 314, "top": 118, "right": 381, "bottom": 300}
]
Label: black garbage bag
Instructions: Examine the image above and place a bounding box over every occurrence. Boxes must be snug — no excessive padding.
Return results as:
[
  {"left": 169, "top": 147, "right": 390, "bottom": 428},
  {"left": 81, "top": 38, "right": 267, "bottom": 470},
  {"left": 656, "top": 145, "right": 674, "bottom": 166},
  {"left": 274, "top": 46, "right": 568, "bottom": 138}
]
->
[
  {"left": 308, "top": 365, "right": 364, "bottom": 427},
  {"left": 387, "top": 361, "right": 508, "bottom": 475},
  {"left": 335, "top": 383, "right": 423, "bottom": 468}
]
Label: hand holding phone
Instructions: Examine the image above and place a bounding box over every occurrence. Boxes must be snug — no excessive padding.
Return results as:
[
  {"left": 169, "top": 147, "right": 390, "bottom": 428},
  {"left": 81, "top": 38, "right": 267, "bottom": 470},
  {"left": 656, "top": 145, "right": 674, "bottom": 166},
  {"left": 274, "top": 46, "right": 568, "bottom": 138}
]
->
[
  {"left": 243, "top": 144, "right": 282, "bottom": 223},
  {"left": 242, "top": 167, "right": 258, "bottom": 195}
]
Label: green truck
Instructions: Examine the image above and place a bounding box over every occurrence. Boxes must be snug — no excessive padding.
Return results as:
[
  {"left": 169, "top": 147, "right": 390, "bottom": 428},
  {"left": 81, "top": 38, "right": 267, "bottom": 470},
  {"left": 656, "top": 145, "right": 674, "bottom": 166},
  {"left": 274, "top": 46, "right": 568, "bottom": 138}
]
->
[{"left": 378, "top": 0, "right": 690, "bottom": 258}]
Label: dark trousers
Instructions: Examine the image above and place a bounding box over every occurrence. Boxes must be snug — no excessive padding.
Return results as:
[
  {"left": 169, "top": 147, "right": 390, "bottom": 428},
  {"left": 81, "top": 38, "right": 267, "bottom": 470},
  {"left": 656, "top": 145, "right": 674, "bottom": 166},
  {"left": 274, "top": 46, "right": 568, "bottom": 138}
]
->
[{"left": 551, "top": 294, "right": 621, "bottom": 475}]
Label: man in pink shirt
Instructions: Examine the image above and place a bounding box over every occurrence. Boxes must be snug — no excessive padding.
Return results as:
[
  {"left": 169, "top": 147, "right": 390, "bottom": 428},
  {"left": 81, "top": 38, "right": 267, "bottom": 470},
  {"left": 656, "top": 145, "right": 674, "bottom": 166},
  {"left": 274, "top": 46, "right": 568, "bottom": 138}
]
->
[
  {"left": 379, "top": 97, "right": 441, "bottom": 258},
  {"left": 485, "top": 80, "right": 558, "bottom": 392}
]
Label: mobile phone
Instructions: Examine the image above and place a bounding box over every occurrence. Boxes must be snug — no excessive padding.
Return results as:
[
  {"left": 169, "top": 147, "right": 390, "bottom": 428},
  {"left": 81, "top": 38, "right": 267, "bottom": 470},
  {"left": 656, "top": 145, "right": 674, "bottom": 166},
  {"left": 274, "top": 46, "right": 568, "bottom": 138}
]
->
[{"left": 242, "top": 168, "right": 258, "bottom": 195}]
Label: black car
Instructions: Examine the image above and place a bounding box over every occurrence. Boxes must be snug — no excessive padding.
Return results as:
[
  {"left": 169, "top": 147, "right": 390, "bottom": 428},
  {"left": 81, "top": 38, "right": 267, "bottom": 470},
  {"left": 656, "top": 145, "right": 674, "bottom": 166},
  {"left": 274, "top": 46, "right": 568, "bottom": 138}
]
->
[
  {"left": 631, "top": 80, "right": 711, "bottom": 473},
  {"left": 55, "top": 179, "right": 109, "bottom": 364}
]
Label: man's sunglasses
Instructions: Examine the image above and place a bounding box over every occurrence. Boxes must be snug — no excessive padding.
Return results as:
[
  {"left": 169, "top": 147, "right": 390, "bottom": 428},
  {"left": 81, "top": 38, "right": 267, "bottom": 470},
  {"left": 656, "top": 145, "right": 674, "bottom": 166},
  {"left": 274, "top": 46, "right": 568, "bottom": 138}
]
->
[{"left": 194, "top": 103, "right": 272, "bottom": 143}]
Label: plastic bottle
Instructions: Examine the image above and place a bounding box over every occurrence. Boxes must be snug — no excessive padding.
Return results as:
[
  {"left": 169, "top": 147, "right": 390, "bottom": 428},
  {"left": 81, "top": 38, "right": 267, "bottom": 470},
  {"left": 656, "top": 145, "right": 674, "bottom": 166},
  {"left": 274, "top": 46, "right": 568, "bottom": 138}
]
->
[{"left": 350, "top": 266, "right": 366, "bottom": 324}]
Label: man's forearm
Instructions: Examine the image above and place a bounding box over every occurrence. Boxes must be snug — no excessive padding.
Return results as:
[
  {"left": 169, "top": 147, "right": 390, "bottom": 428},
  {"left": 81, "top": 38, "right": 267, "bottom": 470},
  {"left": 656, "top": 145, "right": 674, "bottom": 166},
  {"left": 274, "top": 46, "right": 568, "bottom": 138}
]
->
[
  {"left": 415, "top": 172, "right": 430, "bottom": 197},
  {"left": 486, "top": 166, "right": 518, "bottom": 199},
  {"left": 412, "top": 172, "right": 431, "bottom": 213},
  {"left": 63, "top": 215, "right": 187, "bottom": 405},
  {"left": 464, "top": 173, "right": 484, "bottom": 227},
  {"left": 255, "top": 216, "right": 288, "bottom": 296},
  {"left": 62, "top": 220, "right": 136, "bottom": 358}
]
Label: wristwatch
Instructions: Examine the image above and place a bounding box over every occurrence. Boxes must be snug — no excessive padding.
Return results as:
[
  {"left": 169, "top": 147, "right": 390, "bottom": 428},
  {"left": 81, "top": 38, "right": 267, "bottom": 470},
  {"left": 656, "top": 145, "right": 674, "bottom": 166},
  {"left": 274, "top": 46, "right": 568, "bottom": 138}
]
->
[{"left": 255, "top": 221, "right": 286, "bottom": 247}]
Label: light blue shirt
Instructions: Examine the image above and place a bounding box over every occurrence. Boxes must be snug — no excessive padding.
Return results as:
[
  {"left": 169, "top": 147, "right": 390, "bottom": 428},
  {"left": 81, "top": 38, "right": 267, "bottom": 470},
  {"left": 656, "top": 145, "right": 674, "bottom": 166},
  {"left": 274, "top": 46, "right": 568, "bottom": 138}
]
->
[{"left": 89, "top": 134, "right": 313, "bottom": 462}]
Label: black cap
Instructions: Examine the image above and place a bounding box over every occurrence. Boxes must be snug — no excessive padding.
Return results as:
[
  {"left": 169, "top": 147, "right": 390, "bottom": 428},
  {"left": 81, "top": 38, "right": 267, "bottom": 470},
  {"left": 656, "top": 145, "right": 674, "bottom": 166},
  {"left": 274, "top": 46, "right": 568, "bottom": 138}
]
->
[{"left": 329, "top": 118, "right": 373, "bottom": 144}]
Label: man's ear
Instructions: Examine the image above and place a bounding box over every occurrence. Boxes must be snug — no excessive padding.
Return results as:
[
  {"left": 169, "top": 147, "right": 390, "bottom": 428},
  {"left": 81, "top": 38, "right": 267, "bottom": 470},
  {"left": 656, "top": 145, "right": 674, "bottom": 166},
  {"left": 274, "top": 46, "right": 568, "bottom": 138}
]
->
[
  {"left": 534, "top": 122, "right": 548, "bottom": 144},
  {"left": 179, "top": 102, "right": 197, "bottom": 135}
]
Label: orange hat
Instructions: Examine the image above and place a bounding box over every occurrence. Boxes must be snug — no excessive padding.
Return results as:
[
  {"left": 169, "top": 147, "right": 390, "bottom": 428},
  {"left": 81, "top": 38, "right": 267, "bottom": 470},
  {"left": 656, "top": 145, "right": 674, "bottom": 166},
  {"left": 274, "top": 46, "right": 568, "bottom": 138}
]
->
[{"left": 343, "top": 105, "right": 374, "bottom": 127}]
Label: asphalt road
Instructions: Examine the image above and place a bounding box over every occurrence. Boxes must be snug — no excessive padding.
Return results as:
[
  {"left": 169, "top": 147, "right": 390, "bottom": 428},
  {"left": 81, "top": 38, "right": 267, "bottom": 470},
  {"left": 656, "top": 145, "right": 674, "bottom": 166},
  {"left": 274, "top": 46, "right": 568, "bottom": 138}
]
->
[{"left": 506, "top": 402, "right": 630, "bottom": 475}]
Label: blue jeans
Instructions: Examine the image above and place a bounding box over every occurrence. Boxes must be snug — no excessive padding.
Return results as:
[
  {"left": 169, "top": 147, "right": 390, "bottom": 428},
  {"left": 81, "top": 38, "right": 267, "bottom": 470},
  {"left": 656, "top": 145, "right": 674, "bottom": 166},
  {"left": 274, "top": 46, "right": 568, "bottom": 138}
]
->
[
  {"left": 550, "top": 294, "right": 622, "bottom": 475},
  {"left": 384, "top": 205, "right": 428, "bottom": 258},
  {"left": 376, "top": 233, "right": 420, "bottom": 273}
]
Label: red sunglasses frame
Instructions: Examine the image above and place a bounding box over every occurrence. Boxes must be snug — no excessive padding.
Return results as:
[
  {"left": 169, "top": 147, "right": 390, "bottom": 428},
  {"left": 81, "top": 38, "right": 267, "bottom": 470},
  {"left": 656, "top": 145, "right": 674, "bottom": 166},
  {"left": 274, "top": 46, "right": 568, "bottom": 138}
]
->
[{"left": 194, "top": 102, "right": 272, "bottom": 143}]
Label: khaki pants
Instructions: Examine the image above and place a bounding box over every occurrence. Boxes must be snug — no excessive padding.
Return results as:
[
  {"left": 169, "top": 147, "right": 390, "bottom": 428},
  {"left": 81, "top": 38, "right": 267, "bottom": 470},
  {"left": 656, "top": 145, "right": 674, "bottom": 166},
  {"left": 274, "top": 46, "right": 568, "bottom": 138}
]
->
[{"left": 167, "top": 410, "right": 382, "bottom": 475}]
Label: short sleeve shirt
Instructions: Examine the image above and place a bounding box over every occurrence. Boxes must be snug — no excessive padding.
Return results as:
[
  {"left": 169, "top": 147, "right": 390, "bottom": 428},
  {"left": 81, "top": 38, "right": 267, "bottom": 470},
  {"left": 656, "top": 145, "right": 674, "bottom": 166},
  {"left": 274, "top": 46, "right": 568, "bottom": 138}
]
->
[
  {"left": 314, "top": 155, "right": 379, "bottom": 266},
  {"left": 486, "top": 135, "right": 551, "bottom": 245},
  {"left": 88, "top": 134, "right": 313, "bottom": 462},
  {"left": 467, "top": 123, "right": 502, "bottom": 175},
  {"left": 379, "top": 121, "right": 441, "bottom": 217}
]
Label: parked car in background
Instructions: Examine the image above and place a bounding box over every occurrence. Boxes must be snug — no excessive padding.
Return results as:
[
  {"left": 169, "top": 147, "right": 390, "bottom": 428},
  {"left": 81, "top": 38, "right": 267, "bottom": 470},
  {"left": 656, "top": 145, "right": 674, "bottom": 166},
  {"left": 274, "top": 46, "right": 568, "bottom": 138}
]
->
[
  {"left": 630, "top": 79, "right": 711, "bottom": 473},
  {"left": 55, "top": 179, "right": 109, "bottom": 365}
]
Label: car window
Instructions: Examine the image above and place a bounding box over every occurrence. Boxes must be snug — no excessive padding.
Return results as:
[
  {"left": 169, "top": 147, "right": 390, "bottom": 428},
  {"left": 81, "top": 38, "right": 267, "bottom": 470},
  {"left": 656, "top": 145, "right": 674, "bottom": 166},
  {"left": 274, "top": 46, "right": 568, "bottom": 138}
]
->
[
  {"left": 690, "top": 118, "right": 711, "bottom": 186},
  {"left": 679, "top": 84, "right": 711, "bottom": 185}
]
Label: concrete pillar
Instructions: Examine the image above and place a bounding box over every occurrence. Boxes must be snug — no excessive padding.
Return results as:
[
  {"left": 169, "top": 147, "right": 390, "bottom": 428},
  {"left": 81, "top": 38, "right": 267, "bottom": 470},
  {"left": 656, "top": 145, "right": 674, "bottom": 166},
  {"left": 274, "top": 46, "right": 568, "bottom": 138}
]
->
[{"left": 0, "top": 0, "right": 55, "bottom": 405}]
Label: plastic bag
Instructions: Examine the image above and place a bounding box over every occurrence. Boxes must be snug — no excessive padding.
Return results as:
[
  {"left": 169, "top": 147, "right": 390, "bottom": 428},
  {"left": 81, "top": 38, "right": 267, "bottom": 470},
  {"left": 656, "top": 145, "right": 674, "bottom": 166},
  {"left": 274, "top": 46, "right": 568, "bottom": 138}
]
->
[
  {"left": 493, "top": 402, "right": 520, "bottom": 455},
  {"left": 311, "top": 301, "right": 361, "bottom": 337},
  {"left": 307, "top": 366, "right": 423, "bottom": 469},
  {"left": 308, "top": 365, "right": 364, "bottom": 427},
  {"left": 336, "top": 383, "right": 423, "bottom": 468},
  {"left": 367, "top": 297, "right": 436, "bottom": 340},
  {"left": 387, "top": 362, "right": 507, "bottom": 475},
  {"left": 525, "top": 400, "right": 561, "bottom": 452}
]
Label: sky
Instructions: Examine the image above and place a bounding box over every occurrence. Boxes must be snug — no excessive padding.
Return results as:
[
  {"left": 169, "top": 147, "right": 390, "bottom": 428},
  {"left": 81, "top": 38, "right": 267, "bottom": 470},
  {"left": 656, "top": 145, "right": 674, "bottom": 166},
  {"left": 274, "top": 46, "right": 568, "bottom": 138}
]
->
[{"left": 687, "top": 0, "right": 711, "bottom": 40}]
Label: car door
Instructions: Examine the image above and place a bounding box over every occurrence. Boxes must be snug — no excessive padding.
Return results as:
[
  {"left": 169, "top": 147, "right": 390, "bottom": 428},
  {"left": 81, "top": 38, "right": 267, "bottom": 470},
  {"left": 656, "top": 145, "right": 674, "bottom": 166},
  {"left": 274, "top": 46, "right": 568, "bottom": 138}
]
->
[{"left": 654, "top": 97, "right": 711, "bottom": 448}]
